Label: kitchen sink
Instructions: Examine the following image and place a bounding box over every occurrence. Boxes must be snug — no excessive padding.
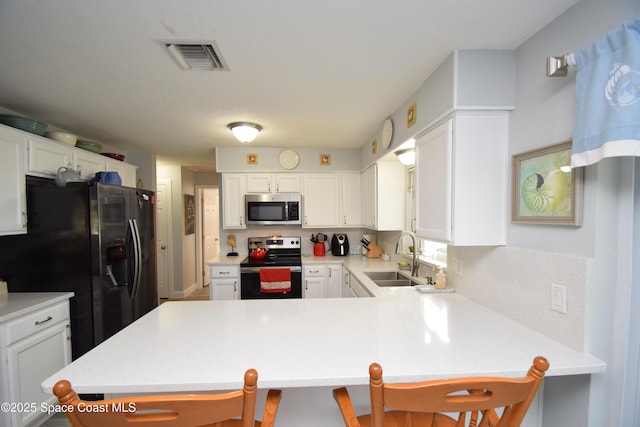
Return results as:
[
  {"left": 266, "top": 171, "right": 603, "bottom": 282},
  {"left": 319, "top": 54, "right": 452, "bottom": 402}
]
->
[
  {"left": 364, "top": 271, "right": 415, "bottom": 287},
  {"left": 373, "top": 279, "right": 413, "bottom": 287}
]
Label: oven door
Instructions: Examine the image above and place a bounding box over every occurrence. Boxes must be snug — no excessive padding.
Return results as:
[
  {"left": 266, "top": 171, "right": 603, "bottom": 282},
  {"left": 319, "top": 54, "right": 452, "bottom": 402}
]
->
[{"left": 240, "top": 266, "right": 302, "bottom": 299}]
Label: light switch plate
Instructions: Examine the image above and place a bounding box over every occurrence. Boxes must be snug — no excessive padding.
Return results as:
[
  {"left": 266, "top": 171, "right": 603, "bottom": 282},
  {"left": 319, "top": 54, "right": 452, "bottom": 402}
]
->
[{"left": 551, "top": 283, "right": 567, "bottom": 314}]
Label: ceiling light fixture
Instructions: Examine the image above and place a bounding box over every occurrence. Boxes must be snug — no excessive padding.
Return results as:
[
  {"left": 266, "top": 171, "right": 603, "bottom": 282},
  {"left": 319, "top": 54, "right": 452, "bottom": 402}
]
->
[
  {"left": 228, "top": 122, "right": 262, "bottom": 143},
  {"left": 395, "top": 148, "right": 415, "bottom": 165}
]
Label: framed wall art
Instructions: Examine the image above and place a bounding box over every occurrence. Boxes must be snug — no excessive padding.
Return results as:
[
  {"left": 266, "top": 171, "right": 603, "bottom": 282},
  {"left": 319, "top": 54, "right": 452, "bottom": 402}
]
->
[
  {"left": 184, "top": 194, "right": 195, "bottom": 234},
  {"left": 246, "top": 153, "right": 258, "bottom": 165},
  {"left": 320, "top": 153, "right": 331, "bottom": 165},
  {"left": 511, "top": 140, "right": 582, "bottom": 225}
]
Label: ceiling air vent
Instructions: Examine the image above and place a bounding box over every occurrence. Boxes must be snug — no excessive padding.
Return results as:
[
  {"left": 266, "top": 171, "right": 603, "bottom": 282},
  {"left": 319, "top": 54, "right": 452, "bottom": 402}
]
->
[{"left": 165, "top": 42, "right": 230, "bottom": 71}]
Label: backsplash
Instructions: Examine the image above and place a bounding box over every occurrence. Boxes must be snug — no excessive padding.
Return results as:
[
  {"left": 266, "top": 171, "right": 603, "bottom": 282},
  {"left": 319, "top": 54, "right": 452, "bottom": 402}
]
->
[{"left": 448, "top": 245, "right": 592, "bottom": 352}]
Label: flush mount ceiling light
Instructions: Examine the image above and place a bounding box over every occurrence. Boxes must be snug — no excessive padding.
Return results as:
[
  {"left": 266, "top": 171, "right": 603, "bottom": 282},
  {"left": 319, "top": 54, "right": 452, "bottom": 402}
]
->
[
  {"left": 228, "top": 122, "right": 262, "bottom": 143},
  {"left": 395, "top": 148, "right": 415, "bottom": 165}
]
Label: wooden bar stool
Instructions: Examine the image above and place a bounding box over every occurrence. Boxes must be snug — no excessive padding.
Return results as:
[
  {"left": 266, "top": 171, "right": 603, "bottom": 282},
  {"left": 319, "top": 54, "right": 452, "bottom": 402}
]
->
[
  {"left": 333, "top": 356, "right": 549, "bottom": 427},
  {"left": 53, "top": 368, "right": 282, "bottom": 427}
]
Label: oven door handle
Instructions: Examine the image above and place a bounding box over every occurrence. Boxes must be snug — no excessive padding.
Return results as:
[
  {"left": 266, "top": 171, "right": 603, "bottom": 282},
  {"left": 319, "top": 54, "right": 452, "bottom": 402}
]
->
[{"left": 240, "top": 266, "right": 302, "bottom": 273}]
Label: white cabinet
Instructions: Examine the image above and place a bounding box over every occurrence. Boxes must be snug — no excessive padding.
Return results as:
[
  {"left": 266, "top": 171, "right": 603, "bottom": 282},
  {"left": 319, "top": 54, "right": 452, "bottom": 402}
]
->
[
  {"left": 303, "top": 264, "right": 343, "bottom": 298},
  {"left": 415, "top": 111, "right": 508, "bottom": 245},
  {"left": 361, "top": 160, "right": 405, "bottom": 231},
  {"left": 349, "top": 274, "right": 371, "bottom": 298},
  {"left": 27, "top": 137, "right": 73, "bottom": 176},
  {"left": 246, "top": 174, "right": 300, "bottom": 193},
  {"left": 0, "top": 298, "right": 72, "bottom": 427},
  {"left": 0, "top": 127, "right": 27, "bottom": 235},
  {"left": 104, "top": 159, "right": 138, "bottom": 187},
  {"left": 341, "top": 174, "right": 361, "bottom": 227},
  {"left": 210, "top": 265, "right": 240, "bottom": 300},
  {"left": 221, "top": 174, "right": 247, "bottom": 229},
  {"left": 327, "top": 264, "right": 343, "bottom": 298},
  {"left": 303, "top": 265, "right": 327, "bottom": 298},
  {"left": 302, "top": 174, "right": 361, "bottom": 228},
  {"left": 24, "top": 132, "right": 138, "bottom": 187},
  {"left": 302, "top": 175, "right": 341, "bottom": 227}
]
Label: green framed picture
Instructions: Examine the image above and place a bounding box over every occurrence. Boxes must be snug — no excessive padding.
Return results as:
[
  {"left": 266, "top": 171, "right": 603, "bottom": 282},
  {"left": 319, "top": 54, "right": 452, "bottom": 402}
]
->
[{"left": 511, "top": 140, "right": 582, "bottom": 225}]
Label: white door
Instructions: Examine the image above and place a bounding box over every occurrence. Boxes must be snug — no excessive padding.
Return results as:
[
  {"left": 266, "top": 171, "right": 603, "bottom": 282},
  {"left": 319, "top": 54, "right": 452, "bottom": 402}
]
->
[
  {"left": 156, "top": 179, "right": 173, "bottom": 299},
  {"left": 201, "top": 187, "right": 219, "bottom": 287}
]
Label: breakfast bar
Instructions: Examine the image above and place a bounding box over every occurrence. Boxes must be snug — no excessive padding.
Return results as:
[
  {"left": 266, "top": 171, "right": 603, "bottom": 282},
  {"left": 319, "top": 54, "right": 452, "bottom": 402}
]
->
[{"left": 42, "top": 281, "right": 604, "bottom": 427}]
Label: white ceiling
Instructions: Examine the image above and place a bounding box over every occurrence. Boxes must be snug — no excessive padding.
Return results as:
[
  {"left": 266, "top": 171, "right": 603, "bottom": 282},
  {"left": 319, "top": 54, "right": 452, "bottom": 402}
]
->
[{"left": 0, "top": 0, "right": 579, "bottom": 169}]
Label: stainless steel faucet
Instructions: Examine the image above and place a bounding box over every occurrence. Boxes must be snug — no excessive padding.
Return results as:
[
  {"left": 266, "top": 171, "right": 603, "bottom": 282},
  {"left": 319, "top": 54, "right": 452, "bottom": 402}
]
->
[{"left": 395, "top": 231, "right": 419, "bottom": 277}]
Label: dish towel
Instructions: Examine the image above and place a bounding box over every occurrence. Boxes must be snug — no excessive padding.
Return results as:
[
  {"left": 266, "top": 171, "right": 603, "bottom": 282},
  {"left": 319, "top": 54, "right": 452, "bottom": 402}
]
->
[
  {"left": 259, "top": 268, "right": 291, "bottom": 293},
  {"left": 571, "top": 17, "right": 640, "bottom": 167}
]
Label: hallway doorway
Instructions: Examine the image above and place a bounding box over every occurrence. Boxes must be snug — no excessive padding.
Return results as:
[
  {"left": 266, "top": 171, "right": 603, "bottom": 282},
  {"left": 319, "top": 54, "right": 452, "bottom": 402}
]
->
[{"left": 195, "top": 186, "right": 220, "bottom": 290}]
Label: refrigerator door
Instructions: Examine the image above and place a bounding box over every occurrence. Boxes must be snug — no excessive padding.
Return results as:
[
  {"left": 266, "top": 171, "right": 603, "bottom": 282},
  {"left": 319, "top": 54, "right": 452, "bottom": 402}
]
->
[
  {"left": 94, "top": 184, "right": 135, "bottom": 342},
  {"left": 130, "top": 189, "right": 158, "bottom": 319}
]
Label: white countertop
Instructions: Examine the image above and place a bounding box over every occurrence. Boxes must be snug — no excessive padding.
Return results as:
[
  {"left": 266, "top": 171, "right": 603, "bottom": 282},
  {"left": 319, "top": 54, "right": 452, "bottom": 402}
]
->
[
  {"left": 0, "top": 292, "right": 74, "bottom": 323},
  {"left": 42, "top": 289, "right": 604, "bottom": 394}
]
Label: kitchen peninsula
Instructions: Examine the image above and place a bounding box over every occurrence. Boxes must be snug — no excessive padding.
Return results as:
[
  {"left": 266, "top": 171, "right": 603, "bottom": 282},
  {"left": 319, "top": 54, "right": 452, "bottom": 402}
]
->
[{"left": 42, "top": 260, "right": 604, "bottom": 427}]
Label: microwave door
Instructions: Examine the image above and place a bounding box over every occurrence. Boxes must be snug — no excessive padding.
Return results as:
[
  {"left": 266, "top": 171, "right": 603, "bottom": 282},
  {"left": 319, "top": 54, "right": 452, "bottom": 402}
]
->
[{"left": 246, "top": 201, "right": 287, "bottom": 224}]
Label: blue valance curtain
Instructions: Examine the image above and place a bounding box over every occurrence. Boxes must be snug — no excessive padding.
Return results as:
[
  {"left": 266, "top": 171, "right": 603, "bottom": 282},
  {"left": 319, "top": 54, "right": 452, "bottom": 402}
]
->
[{"left": 571, "top": 17, "right": 640, "bottom": 167}]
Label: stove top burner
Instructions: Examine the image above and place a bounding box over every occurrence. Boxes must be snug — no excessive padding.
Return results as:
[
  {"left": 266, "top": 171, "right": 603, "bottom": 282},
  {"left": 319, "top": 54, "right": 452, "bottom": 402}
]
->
[{"left": 241, "top": 236, "right": 302, "bottom": 267}]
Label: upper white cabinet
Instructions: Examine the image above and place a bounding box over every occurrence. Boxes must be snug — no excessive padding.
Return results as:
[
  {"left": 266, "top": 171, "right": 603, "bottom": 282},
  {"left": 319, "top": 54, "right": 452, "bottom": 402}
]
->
[
  {"left": 360, "top": 160, "right": 405, "bottom": 231},
  {"left": 302, "top": 174, "right": 341, "bottom": 227},
  {"left": 222, "top": 173, "right": 247, "bottom": 229},
  {"left": 301, "top": 173, "right": 361, "bottom": 228},
  {"left": 415, "top": 111, "right": 508, "bottom": 246},
  {"left": 246, "top": 173, "right": 300, "bottom": 193},
  {"left": 25, "top": 132, "right": 138, "bottom": 187},
  {"left": 0, "top": 126, "right": 27, "bottom": 235},
  {"left": 341, "top": 174, "right": 361, "bottom": 227}
]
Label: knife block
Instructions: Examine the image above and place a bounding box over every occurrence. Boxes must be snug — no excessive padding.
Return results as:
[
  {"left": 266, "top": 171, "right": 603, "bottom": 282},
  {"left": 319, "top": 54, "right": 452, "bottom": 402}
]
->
[{"left": 366, "top": 242, "right": 384, "bottom": 258}]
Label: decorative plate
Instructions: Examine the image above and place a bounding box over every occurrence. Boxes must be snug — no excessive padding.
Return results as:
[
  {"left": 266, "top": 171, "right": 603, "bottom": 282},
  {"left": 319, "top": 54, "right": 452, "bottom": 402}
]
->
[
  {"left": 382, "top": 118, "right": 394, "bottom": 148},
  {"left": 279, "top": 149, "right": 299, "bottom": 170}
]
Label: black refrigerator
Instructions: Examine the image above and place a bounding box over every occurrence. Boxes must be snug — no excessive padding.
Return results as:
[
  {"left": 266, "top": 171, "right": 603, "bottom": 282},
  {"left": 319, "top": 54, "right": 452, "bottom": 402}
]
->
[{"left": 5, "top": 177, "right": 157, "bottom": 359}]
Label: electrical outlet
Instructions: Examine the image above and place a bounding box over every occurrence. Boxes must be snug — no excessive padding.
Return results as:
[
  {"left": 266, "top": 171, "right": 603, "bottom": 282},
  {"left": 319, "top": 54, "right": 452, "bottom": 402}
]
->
[{"left": 551, "top": 283, "right": 567, "bottom": 314}]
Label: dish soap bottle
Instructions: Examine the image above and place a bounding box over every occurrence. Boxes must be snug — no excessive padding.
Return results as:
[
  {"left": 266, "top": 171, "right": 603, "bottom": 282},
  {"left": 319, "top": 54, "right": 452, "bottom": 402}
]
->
[{"left": 435, "top": 268, "right": 446, "bottom": 289}]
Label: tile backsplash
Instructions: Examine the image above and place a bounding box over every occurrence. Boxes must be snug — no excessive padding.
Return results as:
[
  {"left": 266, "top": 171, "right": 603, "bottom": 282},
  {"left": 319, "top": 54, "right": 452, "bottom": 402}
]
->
[{"left": 448, "top": 245, "right": 593, "bottom": 352}]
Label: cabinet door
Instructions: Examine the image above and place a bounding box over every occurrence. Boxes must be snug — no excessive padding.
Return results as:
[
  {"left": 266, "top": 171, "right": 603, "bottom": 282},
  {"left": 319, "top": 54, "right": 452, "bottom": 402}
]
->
[
  {"left": 415, "top": 119, "right": 452, "bottom": 242},
  {"left": 0, "top": 130, "right": 27, "bottom": 235},
  {"left": 28, "top": 138, "right": 72, "bottom": 176},
  {"left": 74, "top": 150, "right": 105, "bottom": 181},
  {"left": 246, "top": 174, "right": 272, "bottom": 193},
  {"left": 327, "top": 264, "right": 343, "bottom": 298},
  {"left": 6, "top": 321, "right": 71, "bottom": 427},
  {"left": 302, "top": 175, "right": 340, "bottom": 227},
  {"left": 341, "top": 174, "right": 361, "bottom": 226},
  {"left": 211, "top": 279, "right": 239, "bottom": 300},
  {"left": 274, "top": 174, "right": 300, "bottom": 192},
  {"left": 304, "top": 277, "right": 326, "bottom": 298},
  {"left": 222, "top": 174, "right": 247, "bottom": 229},
  {"left": 360, "top": 166, "right": 376, "bottom": 228}
]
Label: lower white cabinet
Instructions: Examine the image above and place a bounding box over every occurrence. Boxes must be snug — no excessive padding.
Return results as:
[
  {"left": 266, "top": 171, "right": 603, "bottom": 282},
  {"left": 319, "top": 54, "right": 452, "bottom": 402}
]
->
[
  {"left": 327, "top": 264, "right": 343, "bottom": 298},
  {"left": 210, "top": 265, "right": 240, "bottom": 300},
  {"left": 303, "top": 264, "right": 343, "bottom": 298},
  {"left": 303, "top": 265, "right": 328, "bottom": 298},
  {"left": 0, "top": 298, "right": 72, "bottom": 427}
]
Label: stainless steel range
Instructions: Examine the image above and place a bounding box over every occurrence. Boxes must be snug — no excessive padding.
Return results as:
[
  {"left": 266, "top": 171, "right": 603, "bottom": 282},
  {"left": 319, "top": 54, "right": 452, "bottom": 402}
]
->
[{"left": 239, "top": 236, "right": 302, "bottom": 299}]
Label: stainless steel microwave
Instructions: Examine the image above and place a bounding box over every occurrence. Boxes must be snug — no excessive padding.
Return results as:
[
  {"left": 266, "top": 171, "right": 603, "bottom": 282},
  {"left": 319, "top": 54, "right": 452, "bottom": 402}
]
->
[{"left": 245, "top": 193, "right": 301, "bottom": 225}]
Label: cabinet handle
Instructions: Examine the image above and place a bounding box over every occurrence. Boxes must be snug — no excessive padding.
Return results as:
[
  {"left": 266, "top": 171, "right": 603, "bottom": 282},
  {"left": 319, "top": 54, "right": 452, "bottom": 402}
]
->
[
  {"left": 219, "top": 271, "right": 230, "bottom": 275},
  {"left": 240, "top": 215, "right": 244, "bottom": 226},
  {"left": 234, "top": 281, "right": 237, "bottom": 292},
  {"left": 35, "top": 316, "right": 53, "bottom": 326},
  {"left": 21, "top": 211, "right": 27, "bottom": 228}
]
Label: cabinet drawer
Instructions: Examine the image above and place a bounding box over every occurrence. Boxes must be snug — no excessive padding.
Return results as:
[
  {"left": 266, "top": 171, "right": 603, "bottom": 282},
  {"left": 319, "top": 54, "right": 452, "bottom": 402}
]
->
[
  {"left": 210, "top": 265, "right": 239, "bottom": 278},
  {"left": 6, "top": 302, "right": 70, "bottom": 345},
  {"left": 304, "top": 265, "right": 327, "bottom": 277}
]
